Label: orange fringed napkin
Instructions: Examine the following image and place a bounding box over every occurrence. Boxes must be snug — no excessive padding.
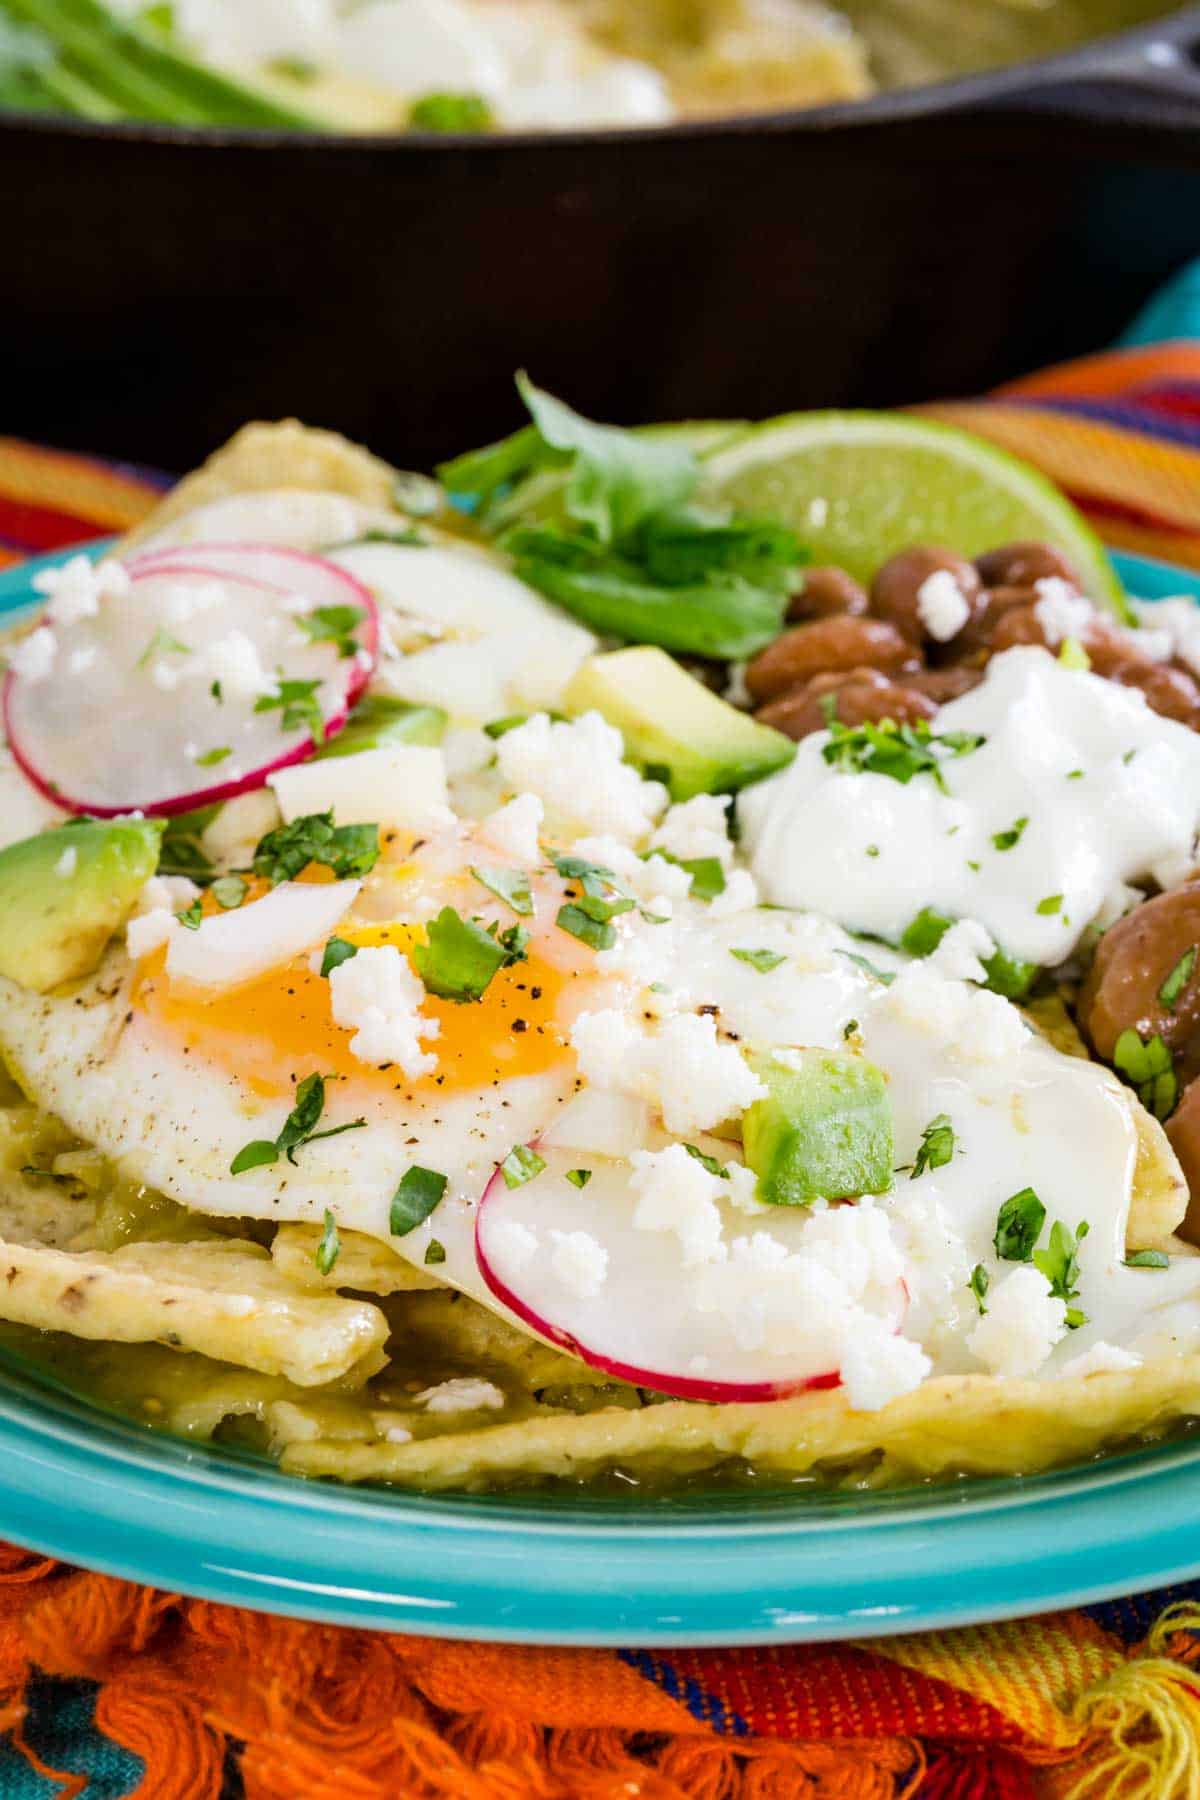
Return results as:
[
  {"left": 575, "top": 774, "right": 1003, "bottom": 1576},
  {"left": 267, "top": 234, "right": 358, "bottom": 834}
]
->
[{"left": 4, "top": 338, "right": 1200, "bottom": 1798}]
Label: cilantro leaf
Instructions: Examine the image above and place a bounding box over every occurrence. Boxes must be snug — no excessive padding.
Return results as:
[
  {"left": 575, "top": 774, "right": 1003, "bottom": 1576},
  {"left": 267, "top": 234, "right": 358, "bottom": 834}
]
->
[
  {"left": 194, "top": 746, "right": 232, "bottom": 769},
  {"left": 684, "top": 1143, "right": 730, "bottom": 1178},
  {"left": 900, "top": 908, "right": 954, "bottom": 957},
  {"left": 1113, "top": 1028, "right": 1178, "bottom": 1121},
  {"left": 495, "top": 922, "right": 531, "bottom": 965},
  {"left": 1125, "top": 1249, "right": 1170, "bottom": 1270},
  {"left": 500, "top": 1144, "right": 546, "bottom": 1189},
  {"left": 297, "top": 603, "right": 366, "bottom": 659},
  {"left": 556, "top": 903, "right": 615, "bottom": 951},
  {"left": 991, "top": 816, "right": 1029, "bottom": 852},
  {"left": 836, "top": 949, "right": 895, "bottom": 986},
  {"left": 390, "top": 1165, "right": 448, "bottom": 1235},
  {"left": 566, "top": 1169, "right": 592, "bottom": 1189},
  {"left": 471, "top": 865, "right": 534, "bottom": 916},
  {"left": 911, "top": 1113, "right": 955, "bottom": 1178},
  {"left": 1036, "top": 893, "right": 1063, "bottom": 916},
  {"left": 320, "top": 936, "right": 358, "bottom": 978},
  {"left": 898, "top": 908, "right": 1037, "bottom": 1000},
  {"left": 157, "top": 805, "right": 218, "bottom": 881},
  {"left": 1159, "top": 946, "right": 1197, "bottom": 1013},
  {"left": 251, "top": 811, "right": 379, "bottom": 886},
  {"left": 730, "top": 947, "right": 786, "bottom": 973},
  {"left": 994, "top": 1187, "right": 1046, "bottom": 1262},
  {"left": 136, "top": 627, "right": 191, "bottom": 670},
  {"left": 968, "top": 1264, "right": 989, "bottom": 1314},
  {"left": 254, "top": 677, "right": 325, "bottom": 742},
  {"left": 409, "top": 91, "right": 493, "bottom": 132},
  {"left": 414, "top": 906, "right": 507, "bottom": 1002},
  {"left": 1033, "top": 1219, "right": 1089, "bottom": 1326},
  {"left": 176, "top": 898, "right": 203, "bottom": 930},
  {"left": 316, "top": 1208, "right": 341, "bottom": 1275},
  {"left": 230, "top": 1072, "right": 365, "bottom": 1175},
  {"left": 822, "top": 717, "right": 985, "bottom": 792},
  {"left": 647, "top": 849, "right": 726, "bottom": 903},
  {"left": 424, "top": 1238, "right": 447, "bottom": 1265}
]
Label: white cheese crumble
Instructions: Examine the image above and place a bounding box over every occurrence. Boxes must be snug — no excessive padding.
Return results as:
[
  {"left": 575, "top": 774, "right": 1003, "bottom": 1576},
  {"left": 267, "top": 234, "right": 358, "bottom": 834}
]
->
[
  {"left": 967, "top": 1265, "right": 1067, "bottom": 1376},
  {"left": 417, "top": 1377, "right": 505, "bottom": 1414},
  {"left": 707, "top": 868, "right": 759, "bottom": 918},
  {"left": 487, "top": 1217, "right": 539, "bottom": 1271},
  {"left": 916, "top": 569, "right": 970, "bottom": 642},
  {"left": 840, "top": 1322, "right": 932, "bottom": 1411},
  {"left": 1133, "top": 597, "right": 1200, "bottom": 678},
  {"left": 495, "top": 711, "right": 667, "bottom": 842},
  {"left": 328, "top": 943, "right": 440, "bottom": 1079},
  {"left": 1058, "top": 1341, "right": 1142, "bottom": 1379},
  {"left": 8, "top": 626, "right": 57, "bottom": 684},
  {"left": 549, "top": 1229, "right": 608, "bottom": 1299},
  {"left": 195, "top": 630, "right": 274, "bottom": 701},
  {"left": 629, "top": 1145, "right": 726, "bottom": 1267},
  {"left": 31, "top": 554, "right": 130, "bottom": 627},
  {"left": 651, "top": 795, "right": 735, "bottom": 869},
  {"left": 53, "top": 846, "right": 77, "bottom": 879},
  {"left": 570, "top": 1008, "right": 765, "bottom": 1135},
  {"left": 125, "top": 907, "right": 177, "bottom": 960},
  {"left": 571, "top": 836, "right": 693, "bottom": 909},
  {"left": 882, "top": 960, "right": 1028, "bottom": 1063},
  {"left": 133, "top": 875, "right": 201, "bottom": 917},
  {"left": 929, "top": 918, "right": 995, "bottom": 984},
  {"left": 1032, "top": 577, "right": 1094, "bottom": 645},
  {"left": 478, "top": 793, "right": 544, "bottom": 865}
]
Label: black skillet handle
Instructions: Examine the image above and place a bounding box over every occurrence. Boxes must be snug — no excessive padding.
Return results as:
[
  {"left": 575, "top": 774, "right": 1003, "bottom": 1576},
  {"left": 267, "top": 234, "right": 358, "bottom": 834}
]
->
[{"left": 988, "top": 9, "right": 1200, "bottom": 137}]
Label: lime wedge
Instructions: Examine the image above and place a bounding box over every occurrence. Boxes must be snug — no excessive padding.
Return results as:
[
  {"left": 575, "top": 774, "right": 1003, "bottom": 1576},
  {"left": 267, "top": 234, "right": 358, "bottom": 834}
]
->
[{"left": 702, "top": 411, "right": 1128, "bottom": 618}]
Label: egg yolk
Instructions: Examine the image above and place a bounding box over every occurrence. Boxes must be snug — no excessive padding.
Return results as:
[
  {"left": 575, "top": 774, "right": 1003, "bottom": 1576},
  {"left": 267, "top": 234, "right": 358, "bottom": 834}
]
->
[{"left": 131, "top": 912, "right": 579, "bottom": 1101}]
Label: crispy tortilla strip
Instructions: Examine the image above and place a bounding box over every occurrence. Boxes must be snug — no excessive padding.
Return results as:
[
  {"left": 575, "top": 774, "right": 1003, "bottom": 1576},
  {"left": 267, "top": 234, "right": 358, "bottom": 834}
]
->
[
  {"left": 0, "top": 1237, "right": 388, "bottom": 1387},
  {"left": 119, "top": 420, "right": 400, "bottom": 552},
  {"left": 283, "top": 1355, "right": 1200, "bottom": 1490},
  {"left": 271, "top": 1223, "right": 442, "bottom": 1294},
  {"left": 391, "top": 1288, "right": 616, "bottom": 1392}
]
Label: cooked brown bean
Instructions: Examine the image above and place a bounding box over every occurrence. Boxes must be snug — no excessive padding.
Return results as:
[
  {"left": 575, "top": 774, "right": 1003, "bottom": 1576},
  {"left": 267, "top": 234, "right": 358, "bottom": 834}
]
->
[
  {"left": 755, "top": 667, "right": 936, "bottom": 740},
  {"left": 870, "top": 547, "right": 983, "bottom": 645},
  {"left": 744, "top": 616, "right": 919, "bottom": 704},
  {"left": 1078, "top": 882, "right": 1200, "bottom": 1060},
  {"left": 907, "top": 666, "right": 982, "bottom": 704},
  {"left": 974, "top": 541, "right": 1082, "bottom": 590},
  {"left": 1108, "top": 659, "right": 1200, "bottom": 730},
  {"left": 1166, "top": 1080, "right": 1200, "bottom": 1245},
  {"left": 987, "top": 603, "right": 1128, "bottom": 667},
  {"left": 787, "top": 565, "right": 869, "bottom": 622}
]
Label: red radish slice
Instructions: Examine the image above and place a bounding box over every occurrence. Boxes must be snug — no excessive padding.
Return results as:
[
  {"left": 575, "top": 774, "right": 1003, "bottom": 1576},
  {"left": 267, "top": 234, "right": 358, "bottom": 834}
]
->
[
  {"left": 5, "top": 547, "right": 378, "bottom": 818},
  {"left": 476, "top": 1145, "right": 907, "bottom": 1403}
]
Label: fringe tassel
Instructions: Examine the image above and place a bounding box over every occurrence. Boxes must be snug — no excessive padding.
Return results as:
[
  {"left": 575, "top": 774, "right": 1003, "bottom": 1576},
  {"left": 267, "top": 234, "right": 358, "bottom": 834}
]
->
[{"left": 1058, "top": 1604, "right": 1200, "bottom": 1800}]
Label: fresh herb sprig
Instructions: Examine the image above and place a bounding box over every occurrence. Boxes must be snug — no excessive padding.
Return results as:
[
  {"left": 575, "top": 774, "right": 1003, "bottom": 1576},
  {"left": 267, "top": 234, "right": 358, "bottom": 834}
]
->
[
  {"left": 822, "top": 717, "right": 985, "bottom": 792},
  {"left": 230, "top": 1073, "right": 365, "bottom": 1175}
]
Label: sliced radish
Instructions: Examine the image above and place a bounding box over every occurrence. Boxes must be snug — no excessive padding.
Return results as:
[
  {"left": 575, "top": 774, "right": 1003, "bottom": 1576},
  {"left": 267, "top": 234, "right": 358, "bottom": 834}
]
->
[
  {"left": 476, "top": 1145, "right": 907, "bottom": 1403},
  {"left": 5, "top": 547, "right": 378, "bottom": 818}
]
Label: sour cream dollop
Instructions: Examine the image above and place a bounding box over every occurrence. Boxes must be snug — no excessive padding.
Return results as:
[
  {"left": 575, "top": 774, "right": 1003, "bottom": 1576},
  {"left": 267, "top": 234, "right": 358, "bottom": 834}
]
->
[{"left": 739, "top": 647, "right": 1200, "bottom": 966}]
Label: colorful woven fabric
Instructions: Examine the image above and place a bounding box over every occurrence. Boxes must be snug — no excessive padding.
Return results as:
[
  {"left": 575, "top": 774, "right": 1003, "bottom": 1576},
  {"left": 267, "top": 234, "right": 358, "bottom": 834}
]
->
[{"left": 7, "top": 305, "right": 1200, "bottom": 1797}]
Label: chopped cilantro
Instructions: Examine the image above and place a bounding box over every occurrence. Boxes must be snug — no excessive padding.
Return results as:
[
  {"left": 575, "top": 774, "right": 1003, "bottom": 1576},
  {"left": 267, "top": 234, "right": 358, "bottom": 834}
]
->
[
  {"left": 390, "top": 1165, "right": 448, "bottom": 1236},
  {"left": 483, "top": 714, "right": 530, "bottom": 740},
  {"left": 414, "top": 906, "right": 507, "bottom": 1002},
  {"left": 194, "top": 746, "right": 232, "bottom": 769},
  {"left": 1159, "top": 946, "right": 1197, "bottom": 1013},
  {"left": 494, "top": 922, "right": 531, "bottom": 965},
  {"left": 211, "top": 874, "right": 247, "bottom": 910},
  {"left": 320, "top": 936, "right": 358, "bottom": 978},
  {"left": 500, "top": 1144, "right": 546, "bottom": 1189},
  {"left": 231, "top": 1073, "right": 366, "bottom": 1175},
  {"left": 1033, "top": 1219, "right": 1089, "bottom": 1327},
  {"left": 556, "top": 903, "right": 615, "bottom": 951},
  {"left": 136, "top": 627, "right": 191, "bottom": 670},
  {"left": 821, "top": 717, "right": 985, "bottom": 792},
  {"left": 252, "top": 810, "right": 379, "bottom": 886},
  {"left": 471, "top": 864, "right": 533, "bottom": 916},
  {"left": 730, "top": 947, "right": 786, "bottom": 973},
  {"left": 176, "top": 898, "right": 203, "bottom": 930},
  {"left": 866, "top": 844, "right": 880, "bottom": 858},
  {"left": 1036, "top": 894, "right": 1063, "bottom": 916},
  {"left": 843, "top": 1018, "right": 859, "bottom": 1039},
  {"left": 994, "top": 1187, "right": 1046, "bottom": 1262},
  {"left": 566, "top": 1168, "right": 592, "bottom": 1189},
  {"left": 157, "top": 805, "right": 218, "bottom": 881},
  {"left": 1125, "top": 1249, "right": 1170, "bottom": 1270},
  {"left": 968, "top": 1264, "right": 989, "bottom": 1315},
  {"left": 297, "top": 604, "right": 366, "bottom": 659},
  {"left": 1113, "top": 1028, "right": 1178, "bottom": 1120},
  {"left": 1066, "top": 768, "right": 1084, "bottom": 780},
  {"left": 315, "top": 1209, "right": 340, "bottom": 1275},
  {"left": 254, "top": 677, "right": 325, "bottom": 742},
  {"left": 210, "top": 680, "right": 223, "bottom": 702},
  {"left": 900, "top": 908, "right": 952, "bottom": 958},
  {"left": 991, "top": 816, "right": 1029, "bottom": 852},
  {"left": 424, "top": 1238, "right": 447, "bottom": 1265},
  {"left": 409, "top": 91, "right": 494, "bottom": 132},
  {"left": 684, "top": 1142, "right": 730, "bottom": 1179},
  {"left": 911, "top": 1113, "right": 955, "bottom": 1179},
  {"left": 837, "top": 949, "right": 895, "bottom": 986}
]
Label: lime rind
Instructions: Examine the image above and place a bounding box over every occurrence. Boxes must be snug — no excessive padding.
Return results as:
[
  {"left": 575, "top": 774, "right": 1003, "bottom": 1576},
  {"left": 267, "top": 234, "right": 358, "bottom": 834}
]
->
[{"left": 702, "top": 410, "right": 1129, "bottom": 622}]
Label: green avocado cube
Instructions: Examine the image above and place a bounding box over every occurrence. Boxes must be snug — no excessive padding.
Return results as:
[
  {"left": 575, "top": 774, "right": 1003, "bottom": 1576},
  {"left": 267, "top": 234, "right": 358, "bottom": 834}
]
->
[
  {"left": 0, "top": 818, "right": 163, "bottom": 993},
  {"left": 317, "top": 695, "right": 447, "bottom": 759},
  {"left": 742, "top": 1048, "right": 894, "bottom": 1206},
  {"left": 563, "top": 646, "right": 794, "bottom": 801}
]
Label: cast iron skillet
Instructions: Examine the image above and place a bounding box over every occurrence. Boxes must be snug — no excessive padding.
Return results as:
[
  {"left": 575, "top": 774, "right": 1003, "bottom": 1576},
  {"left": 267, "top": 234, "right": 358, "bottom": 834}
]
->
[{"left": 1, "top": 5, "right": 1199, "bottom": 472}]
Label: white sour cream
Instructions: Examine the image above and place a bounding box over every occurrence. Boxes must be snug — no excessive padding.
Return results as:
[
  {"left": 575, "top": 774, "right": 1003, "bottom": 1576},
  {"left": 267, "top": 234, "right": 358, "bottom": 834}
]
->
[{"left": 739, "top": 648, "right": 1200, "bottom": 966}]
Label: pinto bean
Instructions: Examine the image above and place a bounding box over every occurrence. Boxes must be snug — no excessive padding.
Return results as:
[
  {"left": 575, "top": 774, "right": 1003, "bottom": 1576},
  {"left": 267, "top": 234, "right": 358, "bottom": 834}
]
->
[
  {"left": 1108, "top": 659, "right": 1200, "bottom": 730},
  {"left": 755, "top": 667, "right": 937, "bottom": 740},
  {"left": 869, "top": 547, "right": 983, "bottom": 645},
  {"left": 907, "top": 666, "right": 982, "bottom": 704},
  {"left": 1078, "top": 882, "right": 1200, "bottom": 1061},
  {"left": 974, "top": 541, "right": 1081, "bottom": 590},
  {"left": 743, "top": 615, "right": 919, "bottom": 704},
  {"left": 1166, "top": 1080, "right": 1200, "bottom": 1244},
  {"left": 953, "top": 585, "right": 1040, "bottom": 657},
  {"left": 786, "top": 565, "right": 869, "bottom": 622}
]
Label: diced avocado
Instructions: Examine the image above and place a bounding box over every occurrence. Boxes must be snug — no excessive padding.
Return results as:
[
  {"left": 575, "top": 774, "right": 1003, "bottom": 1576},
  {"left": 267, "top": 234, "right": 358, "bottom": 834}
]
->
[
  {"left": 900, "top": 907, "right": 1038, "bottom": 1000},
  {"left": 0, "top": 819, "right": 163, "bottom": 994},
  {"left": 742, "top": 1048, "right": 893, "bottom": 1207},
  {"left": 563, "top": 646, "right": 794, "bottom": 801},
  {"left": 318, "top": 696, "right": 447, "bottom": 760}
]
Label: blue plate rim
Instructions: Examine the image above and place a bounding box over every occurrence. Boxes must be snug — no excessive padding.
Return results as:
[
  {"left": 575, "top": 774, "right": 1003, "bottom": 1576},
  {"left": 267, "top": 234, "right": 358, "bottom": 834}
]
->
[{"left": 0, "top": 539, "right": 1198, "bottom": 1646}]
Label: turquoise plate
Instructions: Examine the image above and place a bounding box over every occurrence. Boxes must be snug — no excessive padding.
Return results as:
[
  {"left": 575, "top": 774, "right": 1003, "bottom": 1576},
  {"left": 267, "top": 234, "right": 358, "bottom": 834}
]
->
[{"left": 0, "top": 542, "right": 1198, "bottom": 1646}]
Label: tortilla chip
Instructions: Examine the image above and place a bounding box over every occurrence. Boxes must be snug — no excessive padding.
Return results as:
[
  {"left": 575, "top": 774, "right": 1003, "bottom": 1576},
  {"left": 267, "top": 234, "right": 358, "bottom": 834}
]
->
[
  {"left": 0, "top": 1237, "right": 388, "bottom": 1387},
  {"left": 119, "top": 419, "right": 400, "bottom": 552},
  {"left": 271, "top": 1222, "right": 443, "bottom": 1295},
  {"left": 283, "top": 1355, "right": 1200, "bottom": 1490}
]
